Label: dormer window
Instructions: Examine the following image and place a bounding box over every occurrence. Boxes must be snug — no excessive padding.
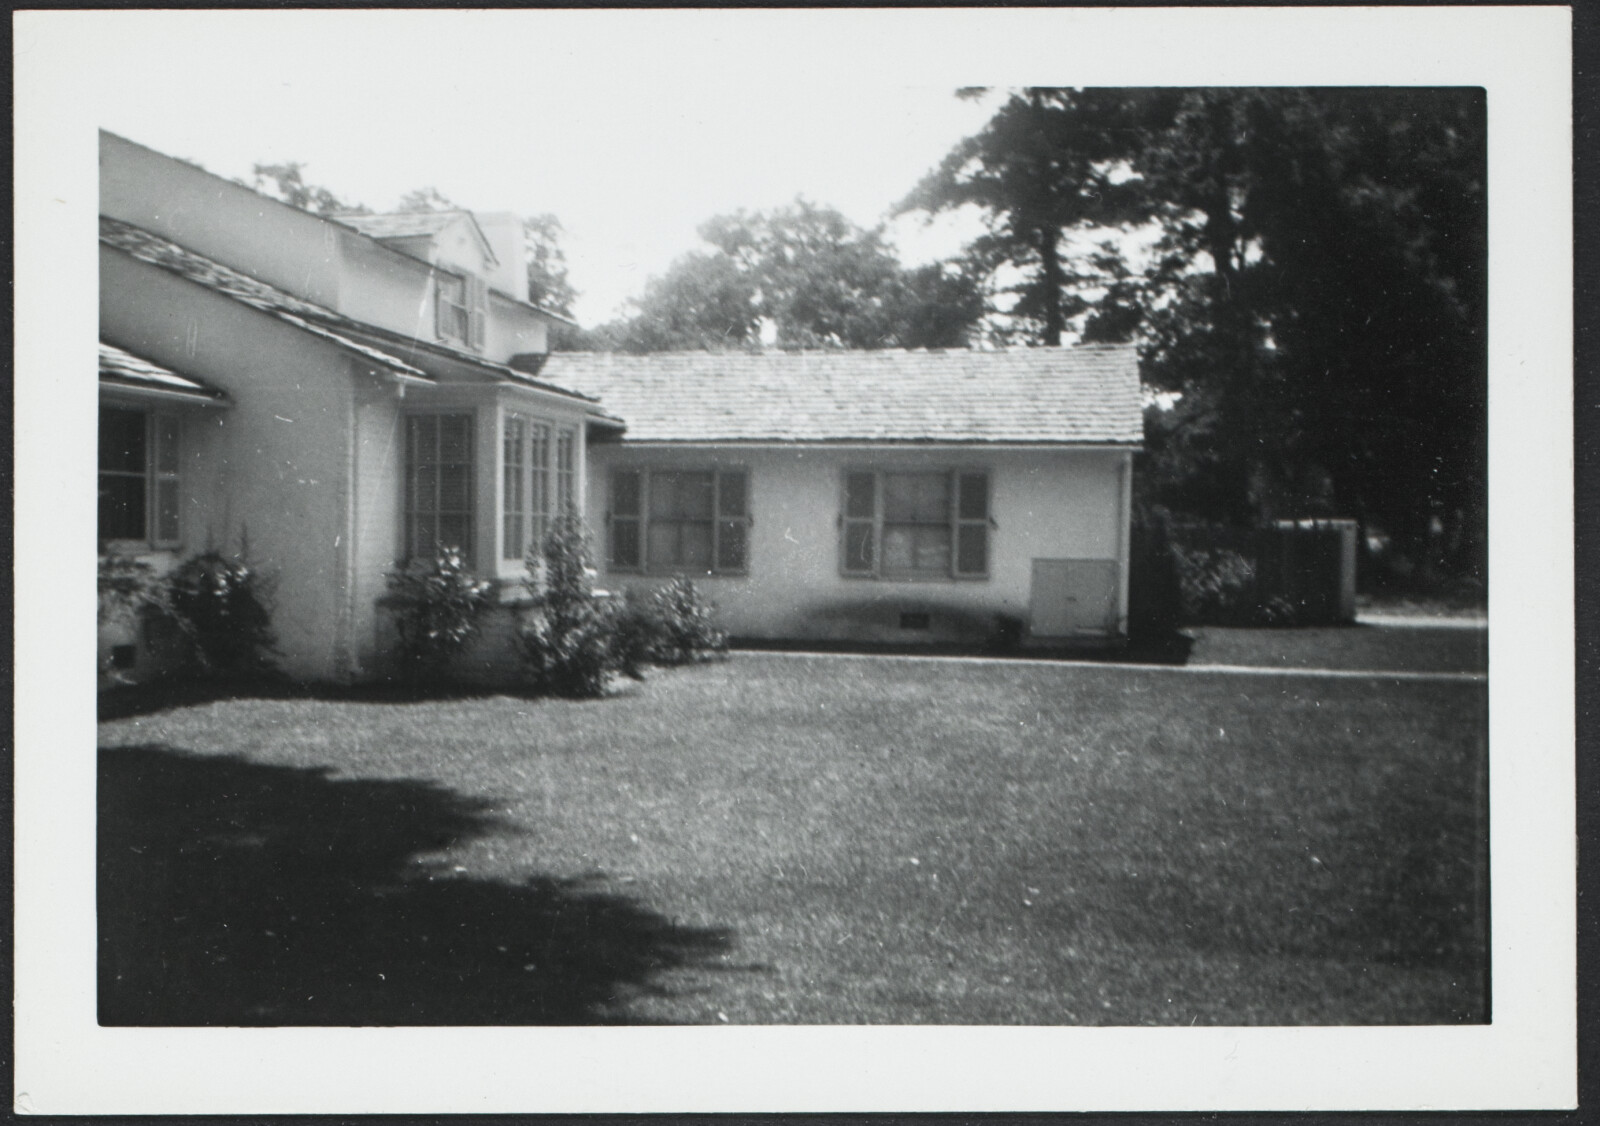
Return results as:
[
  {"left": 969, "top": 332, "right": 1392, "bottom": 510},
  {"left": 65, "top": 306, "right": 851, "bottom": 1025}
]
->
[{"left": 436, "top": 271, "right": 487, "bottom": 350}]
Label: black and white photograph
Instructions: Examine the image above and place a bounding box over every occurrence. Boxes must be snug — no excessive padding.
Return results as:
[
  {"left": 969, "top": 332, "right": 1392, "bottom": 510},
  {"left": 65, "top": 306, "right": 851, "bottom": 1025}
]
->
[{"left": 13, "top": 6, "right": 1574, "bottom": 1114}]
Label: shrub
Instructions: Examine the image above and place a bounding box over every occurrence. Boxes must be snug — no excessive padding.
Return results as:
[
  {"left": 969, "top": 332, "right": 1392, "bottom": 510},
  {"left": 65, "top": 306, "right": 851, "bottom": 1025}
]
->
[
  {"left": 168, "top": 549, "right": 280, "bottom": 678},
  {"left": 644, "top": 576, "right": 728, "bottom": 665},
  {"left": 98, "top": 549, "right": 176, "bottom": 628},
  {"left": 517, "top": 513, "right": 633, "bottom": 698},
  {"left": 1172, "top": 544, "right": 1258, "bottom": 625},
  {"left": 385, "top": 545, "right": 494, "bottom": 682}
]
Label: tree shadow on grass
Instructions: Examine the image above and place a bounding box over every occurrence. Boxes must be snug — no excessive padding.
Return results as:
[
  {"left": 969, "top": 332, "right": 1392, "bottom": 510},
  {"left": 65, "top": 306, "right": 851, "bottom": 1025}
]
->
[{"left": 99, "top": 745, "right": 737, "bottom": 1025}]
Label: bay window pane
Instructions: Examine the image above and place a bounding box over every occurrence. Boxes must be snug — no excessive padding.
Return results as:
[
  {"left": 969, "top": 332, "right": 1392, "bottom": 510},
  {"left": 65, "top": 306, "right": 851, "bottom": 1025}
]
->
[
  {"left": 717, "top": 520, "right": 746, "bottom": 571},
  {"left": 437, "top": 515, "right": 469, "bottom": 553},
  {"left": 439, "top": 415, "right": 471, "bottom": 462}
]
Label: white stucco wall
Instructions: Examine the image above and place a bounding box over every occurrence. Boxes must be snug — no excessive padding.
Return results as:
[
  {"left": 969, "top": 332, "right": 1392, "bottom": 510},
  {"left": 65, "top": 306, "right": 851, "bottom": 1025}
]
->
[
  {"left": 102, "top": 248, "right": 365, "bottom": 680},
  {"left": 584, "top": 443, "right": 1132, "bottom": 645}
]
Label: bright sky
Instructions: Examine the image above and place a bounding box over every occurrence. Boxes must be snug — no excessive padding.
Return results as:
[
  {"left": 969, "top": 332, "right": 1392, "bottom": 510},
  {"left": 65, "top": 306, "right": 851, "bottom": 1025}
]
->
[{"left": 86, "top": 11, "right": 1001, "bottom": 327}]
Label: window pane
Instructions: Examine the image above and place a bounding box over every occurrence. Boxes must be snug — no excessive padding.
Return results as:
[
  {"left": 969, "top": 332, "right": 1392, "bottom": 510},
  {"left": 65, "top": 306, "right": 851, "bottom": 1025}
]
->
[
  {"left": 913, "top": 526, "right": 951, "bottom": 572},
  {"left": 503, "top": 512, "right": 524, "bottom": 560},
  {"left": 438, "top": 415, "right": 472, "bottom": 462},
  {"left": 882, "top": 526, "right": 914, "bottom": 571},
  {"left": 436, "top": 515, "right": 470, "bottom": 553},
  {"left": 155, "top": 478, "right": 180, "bottom": 543},
  {"left": 957, "top": 523, "right": 988, "bottom": 574},
  {"left": 680, "top": 522, "right": 713, "bottom": 569},
  {"left": 99, "top": 475, "right": 145, "bottom": 540},
  {"left": 651, "top": 471, "right": 714, "bottom": 519},
  {"left": 843, "top": 522, "right": 875, "bottom": 571},
  {"left": 439, "top": 463, "right": 471, "bottom": 511},
  {"left": 885, "top": 524, "right": 950, "bottom": 573},
  {"left": 718, "top": 471, "right": 747, "bottom": 518},
  {"left": 612, "top": 519, "right": 641, "bottom": 568},
  {"left": 958, "top": 473, "right": 988, "bottom": 520},
  {"left": 612, "top": 470, "right": 642, "bottom": 517},
  {"left": 845, "top": 472, "right": 875, "bottom": 519},
  {"left": 409, "top": 465, "right": 438, "bottom": 512},
  {"left": 884, "top": 472, "right": 948, "bottom": 522},
  {"left": 717, "top": 520, "right": 746, "bottom": 571},
  {"left": 100, "top": 408, "right": 146, "bottom": 473},
  {"left": 411, "top": 515, "right": 437, "bottom": 556},
  {"left": 647, "top": 522, "right": 678, "bottom": 568},
  {"left": 155, "top": 415, "right": 181, "bottom": 474},
  {"left": 408, "top": 415, "right": 437, "bottom": 460}
]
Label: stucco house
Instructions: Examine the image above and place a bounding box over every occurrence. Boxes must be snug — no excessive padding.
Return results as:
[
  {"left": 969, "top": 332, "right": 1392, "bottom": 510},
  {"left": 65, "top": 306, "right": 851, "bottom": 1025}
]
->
[{"left": 98, "top": 130, "right": 1142, "bottom": 684}]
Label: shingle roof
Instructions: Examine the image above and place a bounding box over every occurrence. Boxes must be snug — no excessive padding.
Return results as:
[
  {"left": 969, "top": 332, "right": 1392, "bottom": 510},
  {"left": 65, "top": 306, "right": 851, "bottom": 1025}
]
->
[
  {"left": 98, "top": 217, "right": 600, "bottom": 405},
  {"left": 334, "top": 212, "right": 467, "bottom": 240},
  {"left": 99, "top": 341, "right": 227, "bottom": 402},
  {"left": 100, "top": 217, "right": 432, "bottom": 381},
  {"left": 543, "top": 347, "right": 1144, "bottom": 445}
]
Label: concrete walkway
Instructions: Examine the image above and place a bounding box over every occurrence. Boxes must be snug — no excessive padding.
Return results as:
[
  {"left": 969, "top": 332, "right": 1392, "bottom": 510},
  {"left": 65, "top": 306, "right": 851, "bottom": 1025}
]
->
[{"left": 753, "top": 648, "right": 1487, "bottom": 684}]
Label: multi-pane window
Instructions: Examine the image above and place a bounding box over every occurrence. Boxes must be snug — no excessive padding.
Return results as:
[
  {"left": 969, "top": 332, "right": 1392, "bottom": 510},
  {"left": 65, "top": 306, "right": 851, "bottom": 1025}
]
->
[
  {"left": 841, "top": 469, "right": 989, "bottom": 579},
  {"left": 609, "top": 468, "right": 748, "bottom": 574},
  {"left": 435, "top": 272, "right": 487, "bottom": 350},
  {"left": 502, "top": 417, "right": 526, "bottom": 561},
  {"left": 99, "top": 406, "right": 181, "bottom": 546},
  {"left": 405, "top": 413, "right": 474, "bottom": 562},
  {"left": 501, "top": 416, "right": 573, "bottom": 562}
]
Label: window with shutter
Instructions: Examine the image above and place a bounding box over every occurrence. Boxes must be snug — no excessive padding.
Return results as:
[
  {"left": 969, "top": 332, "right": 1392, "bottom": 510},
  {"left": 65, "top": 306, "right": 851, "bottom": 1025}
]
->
[
  {"left": 608, "top": 468, "right": 749, "bottom": 575},
  {"left": 839, "top": 468, "right": 989, "bottom": 580},
  {"left": 435, "top": 272, "right": 470, "bottom": 344}
]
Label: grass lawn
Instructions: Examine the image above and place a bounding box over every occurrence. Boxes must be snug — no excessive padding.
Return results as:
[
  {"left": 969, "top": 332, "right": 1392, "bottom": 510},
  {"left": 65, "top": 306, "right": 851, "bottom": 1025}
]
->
[
  {"left": 1184, "top": 622, "right": 1487, "bottom": 674},
  {"left": 99, "top": 649, "right": 1488, "bottom": 1026}
]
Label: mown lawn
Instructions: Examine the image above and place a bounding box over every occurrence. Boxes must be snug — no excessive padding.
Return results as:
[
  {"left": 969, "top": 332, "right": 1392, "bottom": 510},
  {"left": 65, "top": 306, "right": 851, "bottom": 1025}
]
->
[{"left": 99, "top": 650, "right": 1488, "bottom": 1026}]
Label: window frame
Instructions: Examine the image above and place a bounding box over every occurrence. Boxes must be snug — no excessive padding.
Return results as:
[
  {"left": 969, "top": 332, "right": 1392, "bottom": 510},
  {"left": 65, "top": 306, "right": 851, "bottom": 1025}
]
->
[
  {"left": 435, "top": 271, "right": 488, "bottom": 350},
  {"left": 839, "top": 467, "right": 992, "bottom": 581},
  {"left": 403, "top": 411, "right": 476, "bottom": 566},
  {"left": 607, "top": 467, "right": 750, "bottom": 577},
  {"left": 98, "top": 405, "right": 183, "bottom": 549},
  {"left": 500, "top": 413, "right": 575, "bottom": 564}
]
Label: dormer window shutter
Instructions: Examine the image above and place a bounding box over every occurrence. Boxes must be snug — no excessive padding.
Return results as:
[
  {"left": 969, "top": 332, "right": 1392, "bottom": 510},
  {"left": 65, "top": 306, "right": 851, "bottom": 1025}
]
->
[{"left": 467, "top": 276, "right": 488, "bottom": 351}]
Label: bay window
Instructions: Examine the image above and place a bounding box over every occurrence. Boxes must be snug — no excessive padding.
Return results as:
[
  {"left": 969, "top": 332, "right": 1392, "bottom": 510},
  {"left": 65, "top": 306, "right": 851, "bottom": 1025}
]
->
[
  {"left": 841, "top": 469, "right": 989, "bottom": 579},
  {"left": 99, "top": 406, "right": 181, "bottom": 547},
  {"left": 501, "top": 414, "right": 577, "bottom": 561},
  {"left": 609, "top": 468, "right": 748, "bottom": 575}
]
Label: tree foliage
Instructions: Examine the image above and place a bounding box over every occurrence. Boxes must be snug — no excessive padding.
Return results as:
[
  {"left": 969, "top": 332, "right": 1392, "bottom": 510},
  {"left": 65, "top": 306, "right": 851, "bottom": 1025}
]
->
[
  {"left": 905, "top": 87, "right": 1487, "bottom": 575},
  {"left": 569, "top": 198, "right": 984, "bottom": 353},
  {"left": 252, "top": 162, "right": 369, "bottom": 216}
]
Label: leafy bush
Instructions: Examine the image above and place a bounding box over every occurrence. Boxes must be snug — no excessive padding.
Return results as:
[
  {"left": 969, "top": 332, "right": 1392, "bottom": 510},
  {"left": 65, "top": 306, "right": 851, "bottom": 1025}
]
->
[
  {"left": 385, "top": 545, "right": 494, "bottom": 682},
  {"left": 168, "top": 550, "right": 280, "bottom": 678},
  {"left": 643, "top": 576, "right": 728, "bottom": 665},
  {"left": 98, "top": 550, "right": 176, "bottom": 627},
  {"left": 1172, "top": 544, "right": 1258, "bottom": 625},
  {"left": 517, "top": 513, "right": 634, "bottom": 698}
]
